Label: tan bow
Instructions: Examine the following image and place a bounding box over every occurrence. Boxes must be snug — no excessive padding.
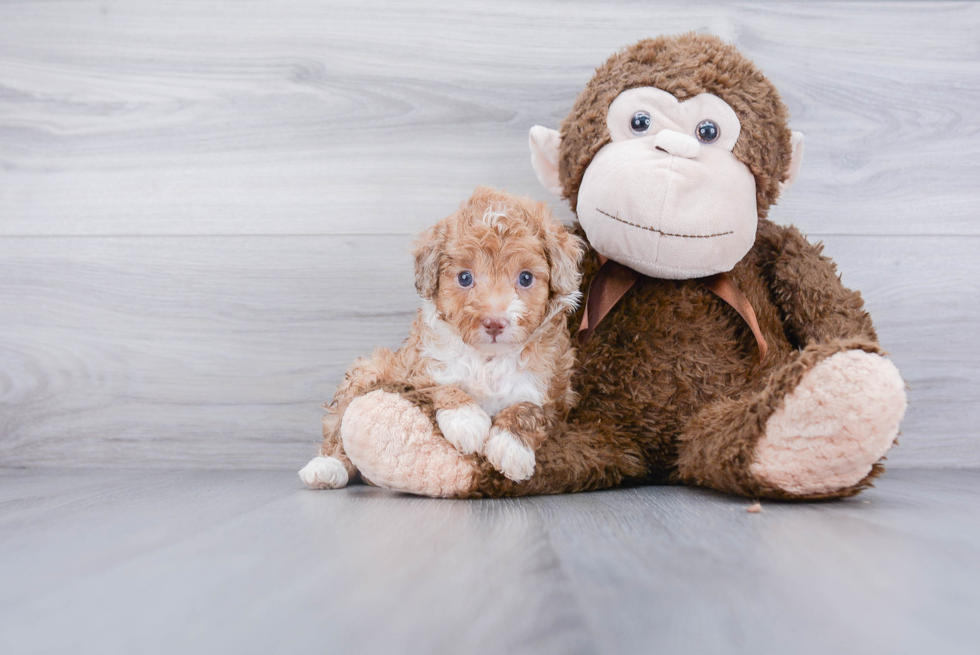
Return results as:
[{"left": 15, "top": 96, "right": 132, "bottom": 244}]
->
[{"left": 578, "top": 257, "right": 768, "bottom": 361}]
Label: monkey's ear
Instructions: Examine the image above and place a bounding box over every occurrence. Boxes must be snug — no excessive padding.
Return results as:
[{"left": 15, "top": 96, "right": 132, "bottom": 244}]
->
[
  {"left": 779, "top": 131, "right": 805, "bottom": 194},
  {"left": 412, "top": 223, "right": 444, "bottom": 300},
  {"left": 529, "top": 126, "right": 564, "bottom": 196}
]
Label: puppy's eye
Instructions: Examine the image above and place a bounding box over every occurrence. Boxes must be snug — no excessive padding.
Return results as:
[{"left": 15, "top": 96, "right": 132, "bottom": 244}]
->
[
  {"left": 630, "top": 111, "right": 652, "bottom": 135},
  {"left": 696, "top": 120, "right": 720, "bottom": 144},
  {"left": 518, "top": 271, "right": 534, "bottom": 288},
  {"left": 457, "top": 271, "right": 473, "bottom": 288}
]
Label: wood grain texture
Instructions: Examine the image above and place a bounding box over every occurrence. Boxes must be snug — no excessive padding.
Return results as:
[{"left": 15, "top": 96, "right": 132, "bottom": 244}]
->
[
  {"left": 1, "top": 1, "right": 978, "bottom": 469},
  {"left": 0, "top": 235, "right": 418, "bottom": 468},
  {"left": 0, "top": 1, "right": 978, "bottom": 236},
  {"left": 1, "top": 468, "right": 978, "bottom": 654},
  {"left": 0, "top": 234, "right": 976, "bottom": 468}
]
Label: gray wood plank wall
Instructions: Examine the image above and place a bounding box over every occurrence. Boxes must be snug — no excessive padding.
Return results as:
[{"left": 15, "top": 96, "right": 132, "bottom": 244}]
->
[{"left": 1, "top": 1, "right": 978, "bottom": 469}]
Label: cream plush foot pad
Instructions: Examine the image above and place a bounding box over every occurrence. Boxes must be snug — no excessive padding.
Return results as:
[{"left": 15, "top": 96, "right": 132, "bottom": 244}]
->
[
  {"left": 751, "top": 350, "right": 907, "bottom": 495},
  {"left": 299, "top": 456, "right": 349, "bottom": 489},
  {"left": 341, "top": 390, "right": 476, "bottom": 497}
]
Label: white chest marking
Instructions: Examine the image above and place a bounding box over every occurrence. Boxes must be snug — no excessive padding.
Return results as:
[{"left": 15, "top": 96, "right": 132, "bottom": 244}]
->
[{"left": 420, "top": 303, "right": 547, "bottom": 416}]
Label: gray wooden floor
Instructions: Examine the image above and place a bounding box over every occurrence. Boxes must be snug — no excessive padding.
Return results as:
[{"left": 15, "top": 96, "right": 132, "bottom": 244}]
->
[{"left": 0, "top": 468, "right": 977, "bottom": 655}]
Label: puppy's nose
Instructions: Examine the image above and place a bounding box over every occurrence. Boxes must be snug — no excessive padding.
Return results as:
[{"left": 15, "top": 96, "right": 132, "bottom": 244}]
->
[{"left": 482, "top": 317, "right": 508, "bottom": 338}]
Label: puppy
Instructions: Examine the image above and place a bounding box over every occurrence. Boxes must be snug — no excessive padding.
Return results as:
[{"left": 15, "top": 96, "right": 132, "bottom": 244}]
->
[{"left": 300, "top": 186, "right": 584, "bottom": 489}]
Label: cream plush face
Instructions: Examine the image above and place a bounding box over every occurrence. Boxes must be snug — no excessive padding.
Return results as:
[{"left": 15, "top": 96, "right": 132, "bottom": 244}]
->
[
  {"left": 529, "top": 87, "right": 803, "bottom": 280},
  {"left": 576, "top": 88, "right": 756, "bottom": 279}
]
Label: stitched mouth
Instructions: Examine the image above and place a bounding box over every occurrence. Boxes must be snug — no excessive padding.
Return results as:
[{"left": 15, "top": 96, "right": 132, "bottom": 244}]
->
[{"left": 596, "top": 208, "right": 734, "bottom": 239}]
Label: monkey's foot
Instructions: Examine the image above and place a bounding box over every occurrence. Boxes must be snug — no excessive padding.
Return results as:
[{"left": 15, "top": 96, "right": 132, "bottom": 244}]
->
[
  {"left": 299, "top": 456, "right": 349, "bottom": 490},
  {"left": 342, "top": 390, "right": 476, "bottom": 497},
  {"left": 751, "top": 350, "right": 907, "bottom": 495}
]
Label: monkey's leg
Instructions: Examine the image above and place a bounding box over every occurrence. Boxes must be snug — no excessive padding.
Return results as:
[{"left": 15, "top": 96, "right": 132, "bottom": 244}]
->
[
  {"left": 341, "top": 389, "right": 482, "bottom": 497},
  {"left": 341, "top": 390, "right": 648, "bottom": 498},
  {"left": 676, "top": 340, "right": 907, "bottom": 500},
  {"left": 473, "top": 412, "right": 649, "bottom": 497}
]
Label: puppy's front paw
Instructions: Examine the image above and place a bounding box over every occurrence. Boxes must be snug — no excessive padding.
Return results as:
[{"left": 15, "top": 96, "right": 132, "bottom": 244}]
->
[
  {"left": 436, "top": 404, "right": 492, "bottom": 454},
  {"left": 299, "top": 456, "right": 349, "bottom": 489},
  {"left": 483, "top": 426, "right": 535, "bottom": 482}
]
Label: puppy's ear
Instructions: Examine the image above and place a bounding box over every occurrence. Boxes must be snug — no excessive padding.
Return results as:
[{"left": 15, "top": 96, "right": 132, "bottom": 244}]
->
[
  {"left": 412, "top": 221, "right": 446, "bottom": 300},
  {"left": 542, "top": 216, "right": 585, "bottom": 314}
]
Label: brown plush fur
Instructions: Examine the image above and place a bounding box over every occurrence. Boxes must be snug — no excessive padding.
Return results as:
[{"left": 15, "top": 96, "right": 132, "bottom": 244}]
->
[{"left": 318, "top": 187, "right": 584, "bottom": 480}]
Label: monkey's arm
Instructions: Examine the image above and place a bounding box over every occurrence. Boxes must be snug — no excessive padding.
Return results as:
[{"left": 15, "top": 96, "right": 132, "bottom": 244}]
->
[{"left": 764, "top": 222, "right": 877, "bottom": 347}]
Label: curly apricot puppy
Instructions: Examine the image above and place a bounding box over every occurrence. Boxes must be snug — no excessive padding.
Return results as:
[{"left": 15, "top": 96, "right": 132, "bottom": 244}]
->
[{"left": 300, "top": 186, "right": 584, "bottom": 489}]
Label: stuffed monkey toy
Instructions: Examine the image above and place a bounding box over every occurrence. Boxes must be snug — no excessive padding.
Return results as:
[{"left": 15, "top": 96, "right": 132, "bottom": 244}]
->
[{"left": 317, "top": 33, "right": 907, "bottom": 500}]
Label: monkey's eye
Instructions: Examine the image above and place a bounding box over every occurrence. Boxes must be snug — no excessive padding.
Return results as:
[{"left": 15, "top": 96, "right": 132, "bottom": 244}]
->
[
  {"left": 630, "top": 111, "right": 652, "bottom": 135},
  {"left": 696, "top": 120, "right": 720, "bottom": 144},
  {"left": 518, "top": 271, "right": 534, "bottom": 288},
  {"left": 457, "top": 271, "right": 473, "bottom": 288}
]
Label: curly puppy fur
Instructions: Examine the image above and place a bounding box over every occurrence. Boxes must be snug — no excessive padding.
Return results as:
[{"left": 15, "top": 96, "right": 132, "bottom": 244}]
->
[{"left": 314, "top": 186, "right": 584, "bottom": 483}]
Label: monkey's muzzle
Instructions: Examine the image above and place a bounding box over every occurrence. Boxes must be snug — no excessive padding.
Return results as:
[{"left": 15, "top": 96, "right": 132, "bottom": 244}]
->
[{"left": 577, "top": 137, "right": 758, "bottom": 279}]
